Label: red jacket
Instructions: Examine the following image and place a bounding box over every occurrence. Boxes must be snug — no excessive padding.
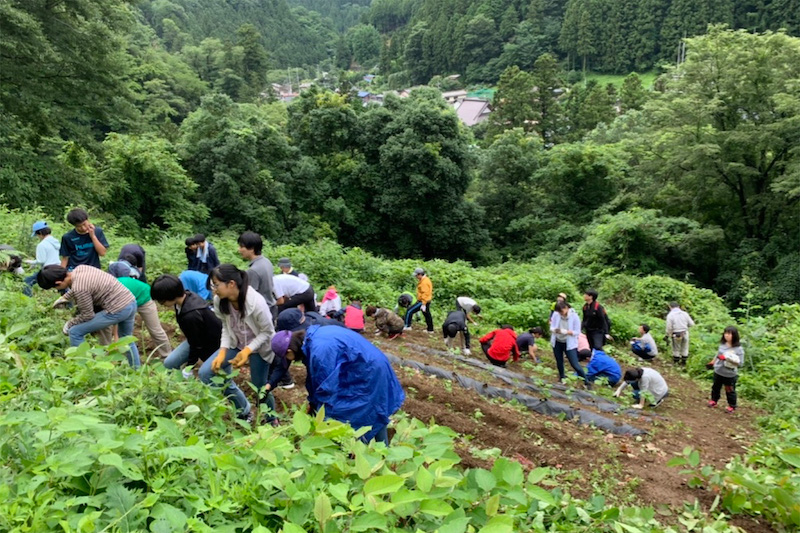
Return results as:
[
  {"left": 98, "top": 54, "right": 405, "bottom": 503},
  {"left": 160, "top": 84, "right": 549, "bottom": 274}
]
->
[
  {"left": 344, "top": 304, "right": 365, "bottom": 330},
  {"left": 479, "top": 328, "right": 520, "bottom": 363}
]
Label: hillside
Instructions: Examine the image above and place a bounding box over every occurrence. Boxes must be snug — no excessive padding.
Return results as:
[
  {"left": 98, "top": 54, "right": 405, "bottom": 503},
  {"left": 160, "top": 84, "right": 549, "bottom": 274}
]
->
[{"left": 1, "top": 221, "right": 798, "bottom": 530}]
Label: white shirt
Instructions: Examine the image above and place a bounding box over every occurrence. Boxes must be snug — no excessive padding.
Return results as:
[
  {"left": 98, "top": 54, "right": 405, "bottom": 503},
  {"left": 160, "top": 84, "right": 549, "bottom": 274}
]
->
[
  {"left": 666, "top": 308, "right": 695, "bottom": 334},
  {"left": 640, "top": 368, "right": 668, "bottom": 399},
  {"left": 319, "top": 295, "right": 342, "bottom": 316},
  {"left": 457, "top": 296, "right": 477, "bottom": 314},
  {"left": 273, "top": 273, "right": 311, "bottom": 299}
]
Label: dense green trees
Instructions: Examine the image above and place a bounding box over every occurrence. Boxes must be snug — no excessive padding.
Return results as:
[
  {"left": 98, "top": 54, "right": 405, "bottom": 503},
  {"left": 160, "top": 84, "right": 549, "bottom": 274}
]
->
[
  {"left": 1, "top": 0, "right": 798, "bottom": 311},
  {"left": 366, "top": 0, "right": 800, "bottom": 81}
]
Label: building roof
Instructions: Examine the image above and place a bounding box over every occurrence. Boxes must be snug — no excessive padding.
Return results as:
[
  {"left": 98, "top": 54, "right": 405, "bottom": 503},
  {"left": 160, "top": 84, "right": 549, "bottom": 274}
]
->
[{"left": 454, "top": 98, "right": 492, "bottom": 126}]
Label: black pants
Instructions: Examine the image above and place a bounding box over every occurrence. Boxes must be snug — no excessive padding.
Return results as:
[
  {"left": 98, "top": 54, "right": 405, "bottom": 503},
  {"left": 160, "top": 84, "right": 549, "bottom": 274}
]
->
[
  {"left": 711, "top": 373, "right": 738, "bottom": 408},
  {"left": 586, "top": 330, "right": 605, "bottom": 350},
  {"left": 279, "top": 286, "right": 317, "bottom": 313},
  {"left": 481, "top": 341, "right": 506, "bottom": 367},
  {"left": 405, "top": 301, "right": 433, "bottom": 331}
]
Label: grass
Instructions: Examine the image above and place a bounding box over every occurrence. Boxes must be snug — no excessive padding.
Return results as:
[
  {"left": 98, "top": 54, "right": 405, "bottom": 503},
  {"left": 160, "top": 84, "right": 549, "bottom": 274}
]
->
[{"left": 583, "top": 71, "right": 658, "bottom": 89}]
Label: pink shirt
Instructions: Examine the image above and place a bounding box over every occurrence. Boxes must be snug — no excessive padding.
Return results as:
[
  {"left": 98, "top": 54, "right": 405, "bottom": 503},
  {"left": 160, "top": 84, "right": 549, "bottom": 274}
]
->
[{"left": 578, "top": 333, "right": 590, "bottom": 352}]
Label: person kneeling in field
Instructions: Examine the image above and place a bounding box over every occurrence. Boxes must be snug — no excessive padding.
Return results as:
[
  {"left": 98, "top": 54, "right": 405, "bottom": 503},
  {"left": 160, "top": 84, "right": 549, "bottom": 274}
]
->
[
  {"left": 151, "top": 274, "right": 223, "bottom": 378},
  {"left": 366, "top": 306, "right": 405, "bottom": 339},
  {"left": 38, "top": 265, "right": 140, "bottom": 367},
  {"left": 479, "top": 325, "right": 519, "bottom": 367},
  {"left": 614, "top": 367, "right": 669, "bottom": 409},
  {"left": 271, "top": 325, "right": 405, "bottom": 445},
  {"left": 578, "top": 348, "right": 621, "bottom": 387}
]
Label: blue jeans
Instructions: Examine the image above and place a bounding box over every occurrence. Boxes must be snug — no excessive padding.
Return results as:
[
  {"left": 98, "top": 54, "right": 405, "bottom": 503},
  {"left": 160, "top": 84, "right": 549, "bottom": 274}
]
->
[
  {"left": 23, "top": 271, "right": 39, "bottom": 297},
  {"left": 364, "top": 425, "right": 389, "bottom": 446},
  {"left": 553, "top": 341, "right": 587, "bottom": 383},
  {"left": 164, "top": 340, "right": 191, "bottom": 369},
  {"left": 404, "top": 301, "right": 433, "bottom": 331},
  {"left": 199, "top": 348, "right": 274, "bottom": 418},
  {"left": 68, "top": 301, "right": 139, "bottom": 368}
]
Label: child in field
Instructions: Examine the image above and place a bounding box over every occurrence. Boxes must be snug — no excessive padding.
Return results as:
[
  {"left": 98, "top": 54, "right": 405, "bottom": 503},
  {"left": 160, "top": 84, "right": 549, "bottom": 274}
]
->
[
  {"left": 59, "top": 208, "right": 109, "bottom": 271},
  {"left": 706, "top": 326, "right": 744, "bottom": 412},
  {"left": 318, "top": 286, "right": 342, "bottom": 317}
]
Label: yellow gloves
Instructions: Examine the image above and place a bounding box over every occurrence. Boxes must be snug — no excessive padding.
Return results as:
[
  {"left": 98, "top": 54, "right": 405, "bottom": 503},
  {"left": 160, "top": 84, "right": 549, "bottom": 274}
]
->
[
  {"left": 211, "top": 348, "right": 228, "bottom": 373},
  {"left": 230, "top": 347, "right": 252, "bottom": 368}
]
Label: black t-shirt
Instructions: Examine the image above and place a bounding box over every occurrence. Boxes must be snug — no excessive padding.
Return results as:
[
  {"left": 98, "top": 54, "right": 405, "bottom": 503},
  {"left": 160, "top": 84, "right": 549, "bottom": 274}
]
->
[
  {"left": 60, "top": 228, "right": 109, "bottom": 270},
  {"left": 516, "top": 332, "right": 536, "bottom": 352}
]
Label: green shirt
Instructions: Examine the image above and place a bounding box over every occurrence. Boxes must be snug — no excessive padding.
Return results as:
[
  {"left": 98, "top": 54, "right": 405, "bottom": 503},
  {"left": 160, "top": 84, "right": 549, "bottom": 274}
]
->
[{"left": 117, "top": 277, "right": 151, "bottom": 307}]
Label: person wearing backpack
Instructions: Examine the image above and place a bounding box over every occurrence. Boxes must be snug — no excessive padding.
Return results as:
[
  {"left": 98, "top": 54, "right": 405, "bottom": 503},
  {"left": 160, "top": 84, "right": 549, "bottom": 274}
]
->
[
  {"left": 581, "top": 289, "right": 612, "bottom": 350},
  {"left": 706, "top": 326, "right": 744, "bottom": 413}
]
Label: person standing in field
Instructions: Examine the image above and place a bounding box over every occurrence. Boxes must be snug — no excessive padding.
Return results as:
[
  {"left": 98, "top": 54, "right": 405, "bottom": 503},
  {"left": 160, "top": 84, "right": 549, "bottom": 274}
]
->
[
  {"left": 404, "top": 268, "right": 433, "bottom": 333},
  {"left": 581, "top": 289, "right": 612, "bottom": 350},
  {"left": 666, "top": 301, "right": 695, "bottom": 366},
  {"left": 238, "top": 231, "right": 277, "bottom": 323},
  {"left": 551, "top": 302, "right": 590, "bottom": 385},
  {"left": 60, "top": 208, "right": 109, "bottom": 271},
  {"left": 707, "top": 326, "right": 744, "bottom": 413},
  {"left": 187, "top": 234, "right": 219, "bottom": 274}
]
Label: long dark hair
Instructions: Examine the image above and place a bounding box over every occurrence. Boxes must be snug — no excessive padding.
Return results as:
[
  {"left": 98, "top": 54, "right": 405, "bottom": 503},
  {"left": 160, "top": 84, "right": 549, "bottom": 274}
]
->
[
  {"left": 623, "top": 368, "right": 644, "bottom": 382},
  {"left": 211, "top": 264, "right": 249, "bottom": 318},
  {"left": 721, "top": 326, "right": 740, "bottom": 347}
]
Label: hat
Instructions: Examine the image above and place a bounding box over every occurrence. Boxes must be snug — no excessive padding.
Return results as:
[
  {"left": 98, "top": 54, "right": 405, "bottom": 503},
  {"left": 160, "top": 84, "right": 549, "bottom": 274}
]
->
[
  {"left": 558, "top": 292, "right": 568, "bottom": 300},
  {"left": 276, "top": 308, "right": 307, "bottom": 332},
  {"left": 413, "top": 267, "right": 425, "bottom": 276},
  {"left": 271, "top": 330, "right": 292, "bottom": 359},
  {"left": 278, "top": 258, "right": 292, "bottom": 268},
  {"left": 31, "top": 221, "right": 48, "bottom": 236},
  {"left": 108, "top": 261, "right": 132, "bottom": 279}
]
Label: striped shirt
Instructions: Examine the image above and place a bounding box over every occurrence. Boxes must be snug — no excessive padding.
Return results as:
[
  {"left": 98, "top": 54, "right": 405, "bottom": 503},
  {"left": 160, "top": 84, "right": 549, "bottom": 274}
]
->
[{"left": 65, "top": 265, "right": 136, "bottom": 328}]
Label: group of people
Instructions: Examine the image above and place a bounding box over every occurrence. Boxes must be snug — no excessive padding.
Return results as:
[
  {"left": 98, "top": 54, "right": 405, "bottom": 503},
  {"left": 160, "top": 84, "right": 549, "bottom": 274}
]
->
[{"left": 10, "top": 210, "right": 744, "bottom": 445}]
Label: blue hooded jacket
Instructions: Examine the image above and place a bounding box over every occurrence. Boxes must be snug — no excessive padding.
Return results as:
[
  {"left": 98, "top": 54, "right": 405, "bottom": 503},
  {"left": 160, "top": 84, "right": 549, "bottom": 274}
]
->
[
  {"left": 301, "top": 325, "right": 405, "bottom": 441},
  {"left": 585, "top": 349, "right": 622, "bottom": 385}
]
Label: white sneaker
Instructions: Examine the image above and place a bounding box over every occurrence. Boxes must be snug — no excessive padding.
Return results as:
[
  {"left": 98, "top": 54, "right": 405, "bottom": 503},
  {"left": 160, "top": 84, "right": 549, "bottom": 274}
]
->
[
  {"left": 403, "top": 327, "right": 412, "bottom": 331},
  {"left": 426, "top": 330, "right": 434, "bottom": 335}
]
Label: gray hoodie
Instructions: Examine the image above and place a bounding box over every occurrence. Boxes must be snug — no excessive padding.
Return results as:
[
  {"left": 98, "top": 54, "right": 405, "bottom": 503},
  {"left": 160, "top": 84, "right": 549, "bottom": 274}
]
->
[{"left": 714, "top": 344, "right": 744, "bottom": 378}]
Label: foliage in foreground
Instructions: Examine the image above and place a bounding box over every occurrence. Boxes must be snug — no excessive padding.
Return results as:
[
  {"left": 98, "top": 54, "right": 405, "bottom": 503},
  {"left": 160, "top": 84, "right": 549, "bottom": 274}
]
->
[{"left": 0, "top": 284, "right": 746, "bottom": 532}]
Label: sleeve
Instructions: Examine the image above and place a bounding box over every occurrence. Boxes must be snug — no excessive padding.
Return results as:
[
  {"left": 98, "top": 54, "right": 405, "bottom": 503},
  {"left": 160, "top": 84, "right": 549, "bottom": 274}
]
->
[
  {"left": 245, "top": 299, "right": 274, "bottom": 355},
  {"left": 35, "top": 244, "right": 46, "bottom": 265},
  {"left": 266, "top": 355, "right": 290, "bottom": 389},
  {"left": 580, "top": 307, "right": 587, "bottom": 331},
  {"left": 59, "top": 236, "right": 70, "bottom": 258},
  {"left": 96, "top": 228, "right": 110, "bottom": 248},
  {"left": 66, "top": 289, "right": 96, "bottom": 328},
  {"left": 687, "top": 314, "right": 695, "bottom": 328},
  {"left": 602, "top": 305, "right": 612, "bottom": 334},
  {"left": 183, "top": 312, "right": 208, "bottom": 366},
  {"left": 665, "top": 314, "right": 674, "bottom": 335},
  {"left": 479, "top": 330, "right": 496, "bottom": 344},
  {"left": 247, "top": 268, "right": 260, "bottom": 290},
  {"left": 208, "top": 244, "right": 220, "bottom": 270},
  {"left": 569, "top": 313, "right": 581, "bottom": 338},
  {"left": 585, "top": 359, "right": 598, "bottom": 379},
  {"left": 512, "top": 336, "right": 520, "bottom": 361},
  {"left": 215, "top": 302, "right": 237, "bottom": 350},
  {"left": 272, "top": 278, "right": 285, "bottom": 299}
]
